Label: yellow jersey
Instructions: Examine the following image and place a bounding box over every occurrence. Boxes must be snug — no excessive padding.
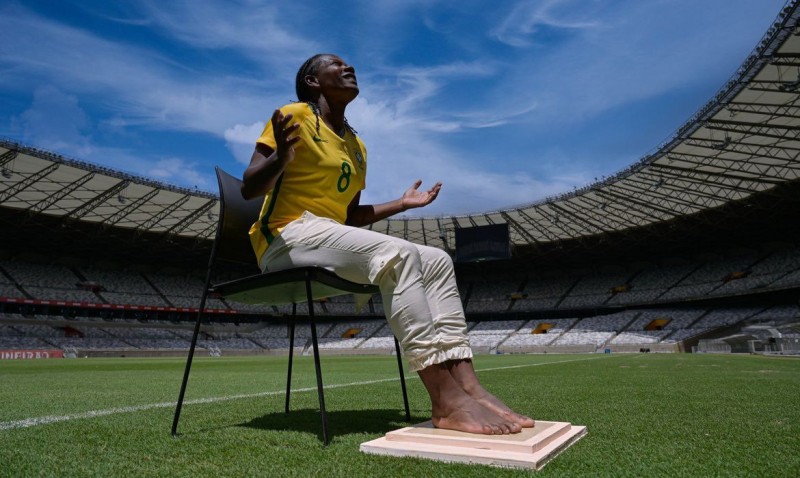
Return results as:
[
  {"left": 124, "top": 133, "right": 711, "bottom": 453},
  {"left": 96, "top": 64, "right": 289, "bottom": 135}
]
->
[{"left": 248, "top": 102, "right": 367, "bottom": 262}]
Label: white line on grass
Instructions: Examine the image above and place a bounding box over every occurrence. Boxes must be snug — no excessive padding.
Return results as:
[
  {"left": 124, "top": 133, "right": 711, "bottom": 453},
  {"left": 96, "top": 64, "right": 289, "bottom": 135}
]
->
[{"left": 0, "top": 354, "right": 612, "bottom": 431}]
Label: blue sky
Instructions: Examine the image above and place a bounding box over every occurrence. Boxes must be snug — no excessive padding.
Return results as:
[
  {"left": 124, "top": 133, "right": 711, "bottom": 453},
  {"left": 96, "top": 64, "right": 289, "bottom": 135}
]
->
[{"left": 0, "top": 0, "right": 787, "bottom": 215}]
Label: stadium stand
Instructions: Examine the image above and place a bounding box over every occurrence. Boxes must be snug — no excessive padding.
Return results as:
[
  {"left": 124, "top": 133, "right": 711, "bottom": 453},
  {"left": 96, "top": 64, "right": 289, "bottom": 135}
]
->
[
  {"left": 511, "top": 275, "right": 576, "bottom": 311},
  {"left": 1, "top": 2, "right": 800, "bottom": 358},
  {"left": 501, "top": 318, "right": 579, "bottom": 348},
  {"left": 358, "top": 323, "right": 401, "bottom": 350},
  {"left": 468, "top": 319, "right": 525, "bottom": 350}
]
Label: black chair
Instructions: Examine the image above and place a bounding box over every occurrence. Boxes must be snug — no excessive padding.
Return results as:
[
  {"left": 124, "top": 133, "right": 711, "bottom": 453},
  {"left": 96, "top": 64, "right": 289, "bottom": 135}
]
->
[{"left": 171, "top": 167, "right": 410, "bottom": 444}]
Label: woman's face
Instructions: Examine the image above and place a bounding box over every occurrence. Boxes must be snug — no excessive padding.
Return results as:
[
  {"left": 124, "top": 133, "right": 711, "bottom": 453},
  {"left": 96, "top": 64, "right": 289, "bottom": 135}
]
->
[{"left": 311, "top": 55, "right": 359, "bottom": 101}]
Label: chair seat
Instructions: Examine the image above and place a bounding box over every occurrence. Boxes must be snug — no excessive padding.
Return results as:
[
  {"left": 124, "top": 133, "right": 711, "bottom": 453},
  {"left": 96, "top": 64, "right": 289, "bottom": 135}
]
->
[{"left": 214, "top": 266, "right": 379, "bottom": 305}]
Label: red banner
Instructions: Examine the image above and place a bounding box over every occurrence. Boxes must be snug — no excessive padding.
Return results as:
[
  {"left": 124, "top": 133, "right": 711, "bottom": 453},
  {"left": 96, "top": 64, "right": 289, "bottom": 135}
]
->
[{"left": 0, "top": 349, "right": 64, "bottom": 360}]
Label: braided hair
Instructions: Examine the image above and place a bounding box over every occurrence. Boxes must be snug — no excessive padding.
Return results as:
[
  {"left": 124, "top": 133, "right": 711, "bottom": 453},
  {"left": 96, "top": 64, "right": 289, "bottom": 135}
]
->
[{"left": 295, "top": 54, "right": 358, "bottom": 139}]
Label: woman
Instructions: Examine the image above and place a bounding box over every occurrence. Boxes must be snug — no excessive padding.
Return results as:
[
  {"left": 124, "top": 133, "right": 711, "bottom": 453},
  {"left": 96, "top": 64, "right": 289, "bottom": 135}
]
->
[{"left": 242, "top": 54, "right": 534, "bottom": 435}]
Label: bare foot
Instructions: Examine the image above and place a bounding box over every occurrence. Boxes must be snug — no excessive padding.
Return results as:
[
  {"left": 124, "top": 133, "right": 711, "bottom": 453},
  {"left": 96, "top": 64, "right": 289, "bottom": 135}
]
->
[
  {"left": 446, "top": 359, "right": 536, "bottom": 428},
  {"left": 432, "top": 395, "right": 521, "bottom": 435},
  {"left": 470, "top": 389, "right": 536, "bottom": 428},
  {"left": 417, "top": 362, "right": 521, "bottom": 435}
]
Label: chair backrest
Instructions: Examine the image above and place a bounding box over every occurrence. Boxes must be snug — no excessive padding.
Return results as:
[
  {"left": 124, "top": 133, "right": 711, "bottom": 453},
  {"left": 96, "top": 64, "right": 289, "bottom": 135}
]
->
[{"left": 211, "top": 167, "right": 264, "bottom": 273}]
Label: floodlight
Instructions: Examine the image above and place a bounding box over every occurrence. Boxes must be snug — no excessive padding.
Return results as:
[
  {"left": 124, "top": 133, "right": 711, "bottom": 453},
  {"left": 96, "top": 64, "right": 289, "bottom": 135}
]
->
[
  {"left": 711, "top": 136, "right": 732, "bottom": 150},
  {"left": 778, "top": 74, "right": 800, "bottom": 92}
]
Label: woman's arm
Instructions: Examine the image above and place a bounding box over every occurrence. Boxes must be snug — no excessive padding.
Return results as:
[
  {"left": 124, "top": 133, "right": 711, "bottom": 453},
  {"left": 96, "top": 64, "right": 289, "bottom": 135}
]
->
[
  {"left": 345, "top": 180, "right": 442, "bottom": 227},
  {"left": 241, "top": 109, "right": 300, "bottom": 199}
]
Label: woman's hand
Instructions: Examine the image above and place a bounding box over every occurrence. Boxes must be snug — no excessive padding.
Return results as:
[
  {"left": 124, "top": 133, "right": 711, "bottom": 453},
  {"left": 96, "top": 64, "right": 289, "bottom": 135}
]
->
[
  {"left": 271, "top": 109, "right": 301, "bottom": 165},
  {"left": 401, "top": 180, "right": 442, "bottom": 210},
  {"left": 346, "top": 180, "right": 442, "bottom": 226},
  {"left": 241, "top": 109, "right": 301, "bottom": 199}
]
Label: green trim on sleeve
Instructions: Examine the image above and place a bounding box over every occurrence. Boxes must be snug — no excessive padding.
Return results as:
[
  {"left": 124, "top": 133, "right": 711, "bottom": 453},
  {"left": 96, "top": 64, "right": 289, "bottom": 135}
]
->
[{"left": 259, "top": 173, "right": 284, "bottom": 245}]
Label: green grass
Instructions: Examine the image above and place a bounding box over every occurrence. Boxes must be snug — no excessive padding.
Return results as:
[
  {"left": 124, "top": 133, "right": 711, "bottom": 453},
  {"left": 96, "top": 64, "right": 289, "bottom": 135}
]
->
[{"left": 1, "top": 353, "right": 799, "bottom": 477}]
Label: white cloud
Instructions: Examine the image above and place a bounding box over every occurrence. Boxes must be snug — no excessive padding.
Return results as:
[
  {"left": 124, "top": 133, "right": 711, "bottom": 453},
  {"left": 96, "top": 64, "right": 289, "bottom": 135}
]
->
[
  {"left": 0, "top": 5, "right": 282, "bottom": 139},
  {"left": 7, "top": 76, "right": 211, "bottom": 191},
  {"left": 11, "top": 85, "right": 93, "bottom": 157},
  {"left": 453, "top": 102, "right": 539, "bottom": 129},
  {"left": 133, "top": 0, "right": 318, "bottom": 73},
  {"left": 347, "top": 97, "right": 579, "bottom": 216},
  {"left": 147, "top": 157, "right": 210, "bottom": 189},
  {"left": 224, "top": 122, "right": 265, "bottom": 165},
  {"left": 483, "top": 0, "right": 783, "bottom": 131},
  {"left": 491, "top": 0, "right": 599, "bottom": 47},
  {"left": 363, "top": 60, "right": 504, "bottom": 133}
]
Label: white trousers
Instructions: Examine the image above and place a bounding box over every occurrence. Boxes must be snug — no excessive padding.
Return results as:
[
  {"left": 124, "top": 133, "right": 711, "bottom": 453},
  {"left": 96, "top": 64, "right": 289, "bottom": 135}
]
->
[{"left": 261, "top": 211, "right": 472, "bottom": 372}]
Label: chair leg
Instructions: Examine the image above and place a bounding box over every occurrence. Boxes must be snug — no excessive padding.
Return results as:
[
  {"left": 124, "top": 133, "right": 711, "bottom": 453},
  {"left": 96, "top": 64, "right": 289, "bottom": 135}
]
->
[
  {"left": 305, "top": 275, "right": 329, "bottom": 445},
  {"left": 393, "top": 336, "right": 411, "bottom": 422},
  {"left": 310, "top": 320, "right": 328, "bottom": 445},
  {"left": 285, "top": 304, "right": 296, "bottom": 414},
  {"left": 171, "top": 294, "right": 208, "bottom": 437}
]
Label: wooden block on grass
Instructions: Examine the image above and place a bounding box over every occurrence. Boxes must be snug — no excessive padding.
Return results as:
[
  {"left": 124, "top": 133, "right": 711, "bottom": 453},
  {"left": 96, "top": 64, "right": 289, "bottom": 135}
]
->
[{"left": 360, "top": 420, "right": 586, "bottom": 470}]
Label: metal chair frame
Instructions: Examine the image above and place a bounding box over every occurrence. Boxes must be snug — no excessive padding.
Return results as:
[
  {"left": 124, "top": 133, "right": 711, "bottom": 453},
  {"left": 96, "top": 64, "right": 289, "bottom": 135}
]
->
[{"left": 171, "top": 167, "right": 410, "bottom": 445}]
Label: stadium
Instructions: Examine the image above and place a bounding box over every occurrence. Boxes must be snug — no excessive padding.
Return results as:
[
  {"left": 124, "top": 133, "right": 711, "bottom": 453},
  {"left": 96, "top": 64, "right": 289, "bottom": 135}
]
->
[{"left": 2, "top": 2, "right": 799, "bottom": 476}]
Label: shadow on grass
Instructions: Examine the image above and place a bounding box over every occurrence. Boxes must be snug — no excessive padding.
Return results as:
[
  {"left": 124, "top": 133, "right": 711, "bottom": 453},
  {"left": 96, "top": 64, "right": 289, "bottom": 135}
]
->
[{"left": 240, "top": 408, "right": 427, "bottom": 438}]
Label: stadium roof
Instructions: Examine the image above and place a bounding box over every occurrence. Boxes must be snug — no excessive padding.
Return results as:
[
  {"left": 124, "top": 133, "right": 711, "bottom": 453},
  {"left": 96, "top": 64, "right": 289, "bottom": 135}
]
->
[
  {"left": 0, "top": 141, "right": 219, "bottom": 240},
  {"left": 0, "top": 2, "right": 798, "bottom": 263}
]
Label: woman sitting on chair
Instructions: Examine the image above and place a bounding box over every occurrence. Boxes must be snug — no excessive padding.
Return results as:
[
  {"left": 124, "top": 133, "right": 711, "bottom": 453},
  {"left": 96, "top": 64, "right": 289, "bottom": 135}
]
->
[{"left": 241, "top": 53, "right": 534, "bottom": 435}]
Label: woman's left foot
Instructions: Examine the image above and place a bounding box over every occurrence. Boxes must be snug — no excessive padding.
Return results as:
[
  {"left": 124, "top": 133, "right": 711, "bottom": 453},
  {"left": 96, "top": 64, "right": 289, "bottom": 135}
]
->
[
  {"left": 471, "top": 390, "right": 535, "bottom": 428},
  {"left": 446, "top": 359, "right": 535, "bottom": 428}
]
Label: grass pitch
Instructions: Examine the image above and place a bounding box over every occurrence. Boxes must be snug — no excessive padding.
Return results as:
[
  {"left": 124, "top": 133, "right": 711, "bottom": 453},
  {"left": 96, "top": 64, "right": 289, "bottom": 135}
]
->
[{"left": 1, "top": 353, "right": 798, "bottom": 477}]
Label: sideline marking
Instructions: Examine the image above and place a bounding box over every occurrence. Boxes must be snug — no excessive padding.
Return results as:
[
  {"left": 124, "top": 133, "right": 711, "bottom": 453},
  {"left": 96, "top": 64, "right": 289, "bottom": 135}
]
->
[{"left": 0, "top": 355, "right": 612, "bottom": 431}]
